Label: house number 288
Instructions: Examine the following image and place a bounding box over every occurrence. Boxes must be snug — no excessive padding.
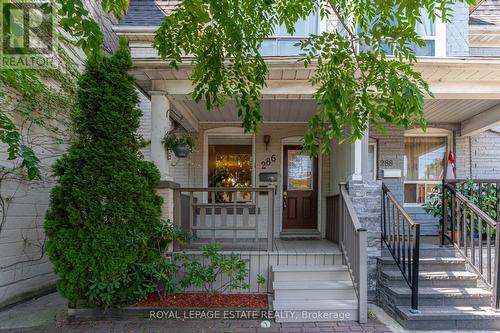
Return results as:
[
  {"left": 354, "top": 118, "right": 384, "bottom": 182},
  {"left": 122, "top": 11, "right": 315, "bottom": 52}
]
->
[{"left": 261, "top": 154, "right": 277, "bottom": 169}]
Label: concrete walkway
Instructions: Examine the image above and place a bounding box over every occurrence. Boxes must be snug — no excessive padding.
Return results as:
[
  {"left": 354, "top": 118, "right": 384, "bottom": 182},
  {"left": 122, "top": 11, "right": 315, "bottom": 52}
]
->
[{"left": 0, "top": 292, "right": 391, "bottom": 333}]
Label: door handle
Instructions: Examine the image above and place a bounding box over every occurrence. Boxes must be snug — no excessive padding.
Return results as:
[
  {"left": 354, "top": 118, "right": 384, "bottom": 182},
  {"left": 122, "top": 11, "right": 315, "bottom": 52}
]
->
[{"left": 283, "top": 191, "right": 287, "bottom": 209}]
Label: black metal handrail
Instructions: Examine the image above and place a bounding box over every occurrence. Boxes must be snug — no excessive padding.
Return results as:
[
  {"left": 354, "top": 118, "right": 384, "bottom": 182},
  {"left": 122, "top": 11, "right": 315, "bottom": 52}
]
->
[
  {"left": 444, "top": 179, "right": 499, "bottom": 224},
  {"left": 381, "top": 184, "right": 420, "bottom": 312},
  {"left": 442, "top": 182, "right": 500, "bottom": 309}
]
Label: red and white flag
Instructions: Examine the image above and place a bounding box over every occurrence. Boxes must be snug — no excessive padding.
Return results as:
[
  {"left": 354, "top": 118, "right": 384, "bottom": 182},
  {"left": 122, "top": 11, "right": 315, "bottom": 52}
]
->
[{"left": 446, "top": 150, "right": 455, "bottom": 180}]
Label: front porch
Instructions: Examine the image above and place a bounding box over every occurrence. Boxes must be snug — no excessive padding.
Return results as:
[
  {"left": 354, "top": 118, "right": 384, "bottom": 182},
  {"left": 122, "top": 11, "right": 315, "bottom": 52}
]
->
[{"left": 129, "top": 56, "right": 500, "bottom": 325}]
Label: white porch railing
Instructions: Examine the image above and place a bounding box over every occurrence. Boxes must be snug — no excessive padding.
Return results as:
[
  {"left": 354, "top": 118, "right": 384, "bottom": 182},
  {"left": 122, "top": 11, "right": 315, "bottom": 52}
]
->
[
  {"left": 326, "top": 183, "right": 368, "bottom": 323},
  {"left": 173, "top": 187, "right": 275, "bottom": 251}
]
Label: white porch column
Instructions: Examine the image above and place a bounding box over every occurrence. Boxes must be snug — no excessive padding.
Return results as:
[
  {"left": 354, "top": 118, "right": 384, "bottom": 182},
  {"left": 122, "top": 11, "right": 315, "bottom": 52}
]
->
[
  {"left": 351, "top": 127, "right": 370, "bottom": 181},
  {"left": 352, "top": 139, "right": 363, "bottom": 181},
  {"left": 150, "top": 91, "right": 172, "bottom": 181}
]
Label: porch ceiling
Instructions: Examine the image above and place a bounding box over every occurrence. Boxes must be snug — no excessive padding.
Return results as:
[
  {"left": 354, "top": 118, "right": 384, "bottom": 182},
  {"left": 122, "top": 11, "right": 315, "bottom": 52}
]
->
[
  {"left": 177, "top": 99, "right": 317, "bottom": 123},
  {"left": 424, "top": 99, "right": 500, "bottom": 123},
  {"left": 135, "top": 57, "right": 500, "bottom": 134},
  {"left": 170, "top": 97, "right": 500, "bottom": 126}
]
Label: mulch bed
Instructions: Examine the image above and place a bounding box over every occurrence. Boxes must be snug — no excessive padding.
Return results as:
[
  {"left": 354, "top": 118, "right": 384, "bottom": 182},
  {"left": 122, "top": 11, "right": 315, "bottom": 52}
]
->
[{"left": 132, "top": 293, "right": 268, "bottom": 308}]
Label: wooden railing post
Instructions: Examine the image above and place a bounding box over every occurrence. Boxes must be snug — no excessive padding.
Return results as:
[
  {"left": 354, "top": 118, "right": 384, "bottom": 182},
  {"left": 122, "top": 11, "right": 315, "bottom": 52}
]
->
[
  {"left": 173, "top": 188, "right": 182, "bottom": 251},
  {"left": 267, "top": 187, "right": 274, "bottom": 252},
  {"left": 358, "top": 228, "right": 368, "bottom": 323}
]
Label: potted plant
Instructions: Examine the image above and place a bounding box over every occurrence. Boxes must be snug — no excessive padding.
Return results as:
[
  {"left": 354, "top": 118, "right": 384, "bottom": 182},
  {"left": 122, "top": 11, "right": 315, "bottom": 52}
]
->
[
  {"left": 163, "top": 132, "right": 195, "bottom": 158},
  {"left": 424, "top": 186, "right": 445, "bottom": 237}
]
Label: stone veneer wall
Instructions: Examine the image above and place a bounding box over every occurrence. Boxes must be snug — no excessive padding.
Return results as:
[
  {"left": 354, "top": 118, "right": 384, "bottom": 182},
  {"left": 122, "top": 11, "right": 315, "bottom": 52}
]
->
[{"left": 347, "top": 180, "right": 382, "bottom": 299}]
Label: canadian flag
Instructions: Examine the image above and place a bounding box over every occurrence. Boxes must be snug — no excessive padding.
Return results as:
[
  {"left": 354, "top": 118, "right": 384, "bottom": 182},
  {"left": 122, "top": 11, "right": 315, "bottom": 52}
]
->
[{"left": 446, "top": 150, "right": 456, "bottom": 180}]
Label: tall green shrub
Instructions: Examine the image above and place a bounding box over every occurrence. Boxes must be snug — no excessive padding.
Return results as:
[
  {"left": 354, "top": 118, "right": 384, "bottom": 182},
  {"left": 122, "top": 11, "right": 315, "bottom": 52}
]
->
[{"left": 45, "top": 41, "right": 165, "bottom": 307}]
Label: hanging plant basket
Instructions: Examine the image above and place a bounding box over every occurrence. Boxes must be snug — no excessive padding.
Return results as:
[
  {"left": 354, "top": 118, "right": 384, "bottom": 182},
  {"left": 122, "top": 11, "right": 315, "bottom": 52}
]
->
[
  {"left": 163, "top": 132, "right": 194, "bottom": 158},
  {"left": 172, "top": 143, "right": 191, "bottom": 158}
]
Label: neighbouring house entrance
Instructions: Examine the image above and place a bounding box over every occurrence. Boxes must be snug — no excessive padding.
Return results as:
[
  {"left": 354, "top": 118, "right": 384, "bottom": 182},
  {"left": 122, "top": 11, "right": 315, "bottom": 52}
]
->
[{"left": 282, "top": 145, "right": 318, "bottom": 229}]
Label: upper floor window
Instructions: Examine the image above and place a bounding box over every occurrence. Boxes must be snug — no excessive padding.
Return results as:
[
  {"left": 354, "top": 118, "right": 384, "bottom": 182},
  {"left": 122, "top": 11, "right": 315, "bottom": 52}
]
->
[
  {"left": 413, "top": 8, "right": 436, "bottom": 56},
  {"left": 260, "top": 13, "right": 319, "bottom": 56},
  {"left": 359, "top": 8, "right": 438, "bottom": 57}
]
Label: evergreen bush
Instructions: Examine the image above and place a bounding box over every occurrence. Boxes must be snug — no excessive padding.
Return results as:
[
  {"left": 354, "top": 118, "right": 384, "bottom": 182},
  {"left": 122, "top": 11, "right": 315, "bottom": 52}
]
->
[{"left": 45, "top": 41, "right": 168, "bottom": 307}]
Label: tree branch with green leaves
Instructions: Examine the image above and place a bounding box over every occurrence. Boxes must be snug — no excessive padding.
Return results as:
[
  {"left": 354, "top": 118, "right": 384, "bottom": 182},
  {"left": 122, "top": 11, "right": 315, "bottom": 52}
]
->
[{"left": 56, "top": 0, "right": 476, "bottom": 157}]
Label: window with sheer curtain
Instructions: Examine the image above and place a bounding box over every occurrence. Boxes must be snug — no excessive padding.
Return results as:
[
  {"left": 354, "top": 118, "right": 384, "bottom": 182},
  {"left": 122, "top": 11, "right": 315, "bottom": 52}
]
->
[{"left": 404, "top": 136, "right": 447, "bottom": 204}]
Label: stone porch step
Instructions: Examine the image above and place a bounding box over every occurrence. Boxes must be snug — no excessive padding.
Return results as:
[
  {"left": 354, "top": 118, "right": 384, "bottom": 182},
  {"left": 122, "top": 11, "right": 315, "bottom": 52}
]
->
[
  {"left": 394, "top": 305, "right": 500, "bottom": 330},
  {"left": 382, "top": 286, "right": 492, "bottom": 306},
  {"left": 380, "top": 270, "right": 478, "bottom": 287},
  {"left": 379, "top": 256, "right": 467, "bottom": 271}
]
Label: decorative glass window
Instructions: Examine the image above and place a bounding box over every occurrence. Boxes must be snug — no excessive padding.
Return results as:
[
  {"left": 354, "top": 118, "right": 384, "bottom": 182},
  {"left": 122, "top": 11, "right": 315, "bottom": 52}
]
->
[
  {"left": 207, "top": 136, "right": 253, "bottom": 203},
  {"left": 260, "top": 12, "right": 318, "bottom": 56},
  {"left": 287, "top": 150, "right": 313, "bottom": 190},
  {"left": 404, "top": 136, "right": 447, "bottom": 204}
]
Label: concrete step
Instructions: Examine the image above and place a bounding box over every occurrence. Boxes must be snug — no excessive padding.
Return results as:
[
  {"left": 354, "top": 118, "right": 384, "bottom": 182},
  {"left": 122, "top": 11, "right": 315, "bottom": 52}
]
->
[
  {"left": 394, "top": 305, "right": 500, "bottom": 330},
  {"left": 273, "top": 280, "right": 357, "bottom": 301},
  {"left": 273, "top": 299, "right": 358, "bottom": 322},
  {"left": 382, "top": 285, "right": 492, "bottom": 306},
  {"left": 379, "top": 270, "right": 479, "bottom": 288},
  {"left": 272, "top": 265, "right": 350, "bottom": 281},
  {"left": 378, "top": 257, "right": 467, "bottom": 272}
]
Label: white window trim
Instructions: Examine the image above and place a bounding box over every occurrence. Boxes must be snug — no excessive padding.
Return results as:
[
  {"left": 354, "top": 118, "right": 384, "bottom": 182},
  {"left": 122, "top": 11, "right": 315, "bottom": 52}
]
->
[
  {"left": 435, "top": 18, "right": 447, "bottom": 57},
  {"left": 202, "top": 127, "right": 256, "bottom": 203},
  {"left": 403, "top": 128, "right": 452, "bottom": 207}
]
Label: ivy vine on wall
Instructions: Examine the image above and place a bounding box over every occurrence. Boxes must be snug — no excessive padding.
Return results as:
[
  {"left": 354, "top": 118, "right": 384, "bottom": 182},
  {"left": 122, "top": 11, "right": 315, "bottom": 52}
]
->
[{"left": 0, "top": 12, "right": 79, "bottom": 270}]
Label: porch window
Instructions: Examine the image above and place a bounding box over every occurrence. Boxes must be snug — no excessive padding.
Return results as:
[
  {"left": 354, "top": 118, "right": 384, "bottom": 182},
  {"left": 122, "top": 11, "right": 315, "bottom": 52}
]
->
[
  {"left": 404, "top": 136, "right": 447, "bottom": 204},
  {"left": 261, "top": 12, "right": 318, "bottom": 56},
  {"left": 207, "top": 135, "right": 253, "bottom": 203}
]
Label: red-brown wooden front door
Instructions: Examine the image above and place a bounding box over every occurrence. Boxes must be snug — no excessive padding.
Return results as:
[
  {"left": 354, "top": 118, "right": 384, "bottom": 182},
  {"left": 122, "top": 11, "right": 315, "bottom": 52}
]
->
[{"left": 282, "top": 145, "right": 318, "bottom": 229}]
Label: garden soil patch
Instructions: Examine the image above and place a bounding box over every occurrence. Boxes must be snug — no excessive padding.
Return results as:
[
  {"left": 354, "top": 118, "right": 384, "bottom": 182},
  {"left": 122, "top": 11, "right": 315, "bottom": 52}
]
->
[{"left": 132, "top": 293, "right": 268, "bottom": 308}]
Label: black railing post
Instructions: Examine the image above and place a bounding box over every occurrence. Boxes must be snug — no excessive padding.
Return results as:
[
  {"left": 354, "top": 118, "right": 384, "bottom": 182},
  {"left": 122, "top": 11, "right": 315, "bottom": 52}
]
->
[
  {"left": 381, "top": 187, "right": 386, "bottom": 247},
  {"left": 496, "top": 183, "right": 499, "bottom": 224},
  {"left": 451, "top": 189, "right": 456, "bottom": 243},
  {"left": 410, "top": 224, "right": 420, "bottom": 313},
  {"left": 494, "top": 223, "right": 500, "bottom": 310}
]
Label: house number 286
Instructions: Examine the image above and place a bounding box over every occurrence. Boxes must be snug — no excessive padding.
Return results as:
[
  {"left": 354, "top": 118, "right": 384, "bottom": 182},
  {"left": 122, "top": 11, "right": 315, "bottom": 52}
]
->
[{"left": 261, "top": 154, "right": 277, "bottom": 169}]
